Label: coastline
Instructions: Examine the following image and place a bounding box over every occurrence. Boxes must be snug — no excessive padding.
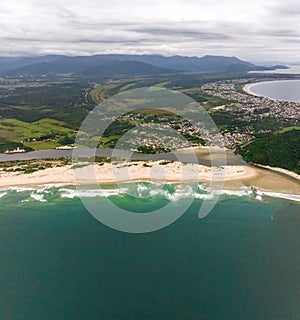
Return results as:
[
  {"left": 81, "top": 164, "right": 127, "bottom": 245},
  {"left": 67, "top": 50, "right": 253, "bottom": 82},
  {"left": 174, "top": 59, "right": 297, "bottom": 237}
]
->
[
  {"left": 253, "top": 164, "right": 300, "bottom": 181},
  {"left": 0, "top": 162, "right": 257, "bottom": 187},
  {"left": 243, "top": 79, "right": 300, "bottom": 100},
  {"left": 0, "top": 161, "right": 299, "bottom": 196},
  {"left": 243, "top": 82, "right": 264, "bottom": 97}
]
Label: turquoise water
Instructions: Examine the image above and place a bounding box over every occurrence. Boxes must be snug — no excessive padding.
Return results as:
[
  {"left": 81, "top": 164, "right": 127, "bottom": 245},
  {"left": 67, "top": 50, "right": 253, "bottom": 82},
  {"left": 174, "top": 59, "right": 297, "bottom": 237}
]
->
[
  {"left": 0, "top": 184, "right": 300, "bottom": 319},
  {"left": 248, "top": 80, "right": 300, "bottom": 102}
]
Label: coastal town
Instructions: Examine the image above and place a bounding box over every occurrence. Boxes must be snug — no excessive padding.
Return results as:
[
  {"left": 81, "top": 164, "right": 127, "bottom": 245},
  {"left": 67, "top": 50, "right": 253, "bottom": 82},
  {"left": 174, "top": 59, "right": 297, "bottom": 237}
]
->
[
  {"left": 199, "top": 77, "right": 300, "bottom": 148},
  {"left": 204, "top": 78, "right": 300, "bottom": 124},
  {"left": 114, "top": 77, "right": 300, "bottom": 151}
]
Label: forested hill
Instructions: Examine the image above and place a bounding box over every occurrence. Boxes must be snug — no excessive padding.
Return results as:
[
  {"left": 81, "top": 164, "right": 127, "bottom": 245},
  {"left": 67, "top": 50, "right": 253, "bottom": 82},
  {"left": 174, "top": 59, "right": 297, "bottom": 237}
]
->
[{"left": 237, "top": 129, "right": 300, "bottom": 174}]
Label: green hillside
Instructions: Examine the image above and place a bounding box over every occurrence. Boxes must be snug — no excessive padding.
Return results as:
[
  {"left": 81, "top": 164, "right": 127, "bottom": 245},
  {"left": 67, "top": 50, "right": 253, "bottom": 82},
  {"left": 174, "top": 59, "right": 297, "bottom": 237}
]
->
[{"left": 237, "top": 129, "right": 300, "bottom": 174}]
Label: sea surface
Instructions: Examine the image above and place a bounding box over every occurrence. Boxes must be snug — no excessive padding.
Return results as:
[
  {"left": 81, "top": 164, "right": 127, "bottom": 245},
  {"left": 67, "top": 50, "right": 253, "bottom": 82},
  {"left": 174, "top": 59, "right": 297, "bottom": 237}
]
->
[
  {"left": 248, "top": 79, "right": 300, "bottom": 102},
  {"left": 250, "top": 65, "right": 300, "bottom": 74},
  {"left": 0, "top": 183, "right": 300, "bottom": 320}
]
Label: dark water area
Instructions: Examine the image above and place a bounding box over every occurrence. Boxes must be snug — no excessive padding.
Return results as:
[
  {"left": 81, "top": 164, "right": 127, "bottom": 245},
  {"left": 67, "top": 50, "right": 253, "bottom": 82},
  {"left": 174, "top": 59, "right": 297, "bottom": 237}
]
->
[{"left": 0, "top": 190, "right": 300, "bottom": 319}]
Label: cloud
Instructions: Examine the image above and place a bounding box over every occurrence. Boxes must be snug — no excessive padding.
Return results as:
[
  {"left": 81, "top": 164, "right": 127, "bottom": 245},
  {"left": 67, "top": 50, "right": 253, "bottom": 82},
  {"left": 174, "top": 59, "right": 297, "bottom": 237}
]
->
[
  {"left": 131, "top": 25, "right": 232, "bottom": 41},
  {"left": 0, "top": 0, "right": 299, "bottom": 62},
  {"left": 268, "top": 0, "right": 300, "bottom": 15}
]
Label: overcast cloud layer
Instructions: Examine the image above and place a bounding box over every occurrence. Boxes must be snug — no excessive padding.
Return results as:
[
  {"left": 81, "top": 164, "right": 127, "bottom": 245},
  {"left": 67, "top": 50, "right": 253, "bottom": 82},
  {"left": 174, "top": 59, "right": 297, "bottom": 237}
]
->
[{"left": 0, "top": 0, "right": 299, "bottom": 62}]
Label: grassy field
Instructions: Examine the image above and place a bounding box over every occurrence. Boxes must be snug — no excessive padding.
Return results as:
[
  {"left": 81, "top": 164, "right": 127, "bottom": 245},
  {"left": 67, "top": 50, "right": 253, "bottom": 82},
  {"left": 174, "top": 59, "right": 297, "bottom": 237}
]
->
[
  {"left": 0, "top": 118, "right": 75, "bottom": 150},
  {"left": 0, "top": 158, "right": 72, "bottom": 174},
  {"left": 88, "top": 81, "right": 147, "bottom": 104},
  {"left": 89, "top": 85, "right": 112, "bottom": 104},
  {"left": 180, "top": 87, "right": 236, "bottom": 109},
  {"left": 277, "top": 126, "right": 300, "bottom": 134},
  {"left": 87, "top": 78, "right": 172, "bottom": 105},
  {"left": 23, "top": 140, "right": 60, "bottom": 150}
]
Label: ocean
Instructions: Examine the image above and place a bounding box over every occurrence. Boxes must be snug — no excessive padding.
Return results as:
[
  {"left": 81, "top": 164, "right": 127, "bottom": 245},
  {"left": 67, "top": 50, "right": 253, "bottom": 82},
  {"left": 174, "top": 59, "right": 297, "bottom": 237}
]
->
[
  {"left": 0, "top": 183, "right": 300, "bottom": 319},
  {"left": 247, "top": 80, "right": 300, "bottom": 102}
]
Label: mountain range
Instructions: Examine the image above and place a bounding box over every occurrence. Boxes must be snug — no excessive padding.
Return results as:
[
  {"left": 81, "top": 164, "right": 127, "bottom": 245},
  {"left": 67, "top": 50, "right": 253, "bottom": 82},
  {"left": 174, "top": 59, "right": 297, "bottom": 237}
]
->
[{"left": 0, "top": 54, "right": 288, "bottom": 77}]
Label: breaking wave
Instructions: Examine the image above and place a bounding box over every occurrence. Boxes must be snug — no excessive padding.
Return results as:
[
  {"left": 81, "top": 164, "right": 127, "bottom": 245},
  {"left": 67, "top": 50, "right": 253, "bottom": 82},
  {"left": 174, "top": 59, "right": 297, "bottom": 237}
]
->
[
  {"left": 59, "top": 188, "right": 128, "bottom": 199},
  {"left": 0, "top": 182, "right": 299, "bottom": 203}
]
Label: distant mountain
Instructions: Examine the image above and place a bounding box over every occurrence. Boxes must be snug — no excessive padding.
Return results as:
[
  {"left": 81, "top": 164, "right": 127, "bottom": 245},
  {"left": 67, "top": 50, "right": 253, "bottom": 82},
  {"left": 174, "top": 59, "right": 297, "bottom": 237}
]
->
[
  {"left": 0, "top": 55, "right": 65, "bottom": 73},
  {"left": 0, "top": 54, "right": 287, "bottom": 77},
  {"left": 270, "top": 65, "right": 289, "bottom": 70},
  {"left": 192, "top": 55, "right": 255, "bottom": 72},
  {"left": 81, "top": 61, "right": 176, "bottom": 77}
]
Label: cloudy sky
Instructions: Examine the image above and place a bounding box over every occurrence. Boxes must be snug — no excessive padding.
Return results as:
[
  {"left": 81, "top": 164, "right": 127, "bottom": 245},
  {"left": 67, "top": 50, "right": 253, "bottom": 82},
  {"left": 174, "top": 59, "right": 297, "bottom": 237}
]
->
[{"left": 0, "top": 0, "right": 299, "bottom": 62}]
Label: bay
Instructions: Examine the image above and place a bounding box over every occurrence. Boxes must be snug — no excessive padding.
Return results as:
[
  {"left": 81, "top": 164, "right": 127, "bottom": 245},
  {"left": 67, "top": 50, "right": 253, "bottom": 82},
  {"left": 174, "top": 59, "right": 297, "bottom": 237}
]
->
[{"left": 247, "top": 80, "right": 300, "bottom": 103}]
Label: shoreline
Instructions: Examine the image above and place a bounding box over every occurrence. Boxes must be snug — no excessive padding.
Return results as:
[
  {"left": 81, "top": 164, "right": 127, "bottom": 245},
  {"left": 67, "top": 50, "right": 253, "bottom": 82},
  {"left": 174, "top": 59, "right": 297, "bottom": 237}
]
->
[
  {"left": 253, "top": 164, "right": 300, "bottom": 181},
  {"left": 243, "top": 79, "right": 300, "bottom": 102},
  {"left": 0, "top": 161, "right": 299, "bottom": 196},
  {"left": 243, "top": 83, "right": 261, "bottom": 96},
  {"left": 243, "top": 82, "right": 272, "bottom": 97},
  {"left": 0, "top": 162, "right": 257, "bottom": 187}
]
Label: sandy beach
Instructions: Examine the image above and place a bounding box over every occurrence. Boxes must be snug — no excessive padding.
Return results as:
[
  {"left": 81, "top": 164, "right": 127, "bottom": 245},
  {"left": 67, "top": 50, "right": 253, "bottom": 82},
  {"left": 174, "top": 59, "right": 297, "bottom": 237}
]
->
[
  {"left": 0, "top": 161, "right": 299, "bottom": 194},
  {"left": 243, "top": 83, "right": 262, "bottom": 96},
  {"left": 254, "top": 164, "right": 300, "bottom": 180}
]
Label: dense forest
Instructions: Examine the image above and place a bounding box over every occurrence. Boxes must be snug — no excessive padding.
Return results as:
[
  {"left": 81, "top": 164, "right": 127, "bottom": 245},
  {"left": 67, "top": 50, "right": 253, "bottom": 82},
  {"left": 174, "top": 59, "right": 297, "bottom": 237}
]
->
[{"left": 237, "top": 130, "right": 300, "bottom": 174}]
